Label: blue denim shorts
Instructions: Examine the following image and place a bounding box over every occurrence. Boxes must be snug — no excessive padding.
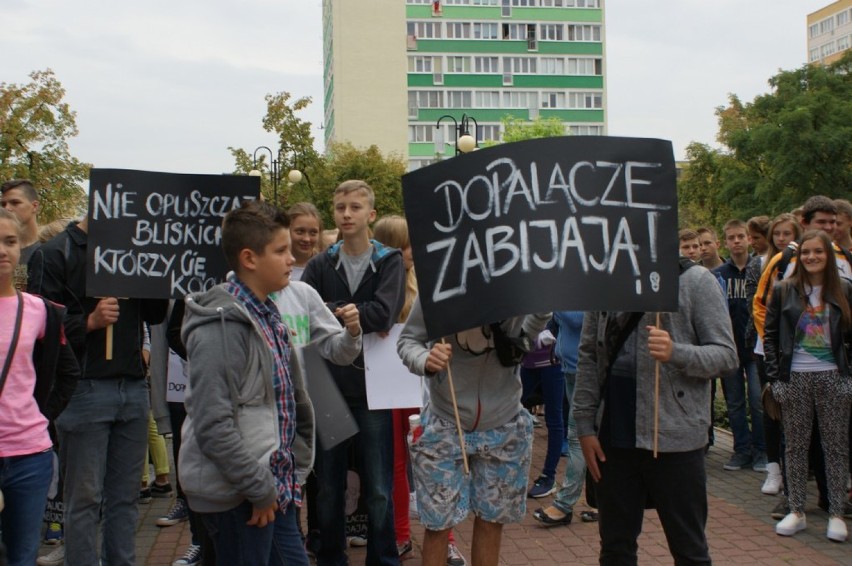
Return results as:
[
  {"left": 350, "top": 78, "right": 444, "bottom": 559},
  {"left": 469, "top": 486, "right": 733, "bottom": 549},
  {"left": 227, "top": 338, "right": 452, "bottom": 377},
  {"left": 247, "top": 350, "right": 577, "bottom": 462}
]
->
[{"left": 409, "top": 408, "right": 533, "bottom": 530}]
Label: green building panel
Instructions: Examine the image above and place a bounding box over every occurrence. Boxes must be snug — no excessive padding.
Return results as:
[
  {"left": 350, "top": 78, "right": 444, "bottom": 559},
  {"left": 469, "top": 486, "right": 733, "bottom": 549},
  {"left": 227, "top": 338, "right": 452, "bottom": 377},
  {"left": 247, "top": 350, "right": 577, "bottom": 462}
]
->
[
  {"left": 415, "top": 108, "right": 522, "bottom": 122},
  {"left": 408, "top": 142, "right": 441, "bottom": 158},
  {"left": 512, "top": 75, "right": 603, "bottom": 88},
  {"left": 408, "top": 74, "right": 504, "bottom": 87},
  {"left": 411, "top": 39, "right": 601, "bottom": 55},
  {"left": 540, "top": 109, "right": 603, "bottom": 122}
]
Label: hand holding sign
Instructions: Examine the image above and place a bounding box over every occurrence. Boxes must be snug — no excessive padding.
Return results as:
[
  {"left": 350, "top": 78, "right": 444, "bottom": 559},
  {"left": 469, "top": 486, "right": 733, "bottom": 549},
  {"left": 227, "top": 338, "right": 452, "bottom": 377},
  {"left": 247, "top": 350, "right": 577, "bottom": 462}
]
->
[
  {"left": 334, "top": 304, "right": 361, "bottom": 337},
  {"left": 425, "top": 342, "right": 453, "bottom": 374},
  {"left": 88, "top": 298, "right": 119, "bottom": 331}
]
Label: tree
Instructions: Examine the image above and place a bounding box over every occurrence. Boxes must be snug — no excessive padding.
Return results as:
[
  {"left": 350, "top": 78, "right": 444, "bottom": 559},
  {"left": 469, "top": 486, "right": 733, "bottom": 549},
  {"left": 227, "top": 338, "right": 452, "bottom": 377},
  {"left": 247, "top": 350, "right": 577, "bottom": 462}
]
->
[
  {"left": 0, "top": 69, "right": 89, "bottom": 221},
  {"left": 309, "top": 141, "right": 407, "bottom": 228},
  {"left": 499, "top": 114, "right": 566, "bottom": 143},
  {"left": 229, "top": 91, "right": 322, "bottom": 207},
  {"left": 678, "top": 52, "right": 852, "bottom": 229}
]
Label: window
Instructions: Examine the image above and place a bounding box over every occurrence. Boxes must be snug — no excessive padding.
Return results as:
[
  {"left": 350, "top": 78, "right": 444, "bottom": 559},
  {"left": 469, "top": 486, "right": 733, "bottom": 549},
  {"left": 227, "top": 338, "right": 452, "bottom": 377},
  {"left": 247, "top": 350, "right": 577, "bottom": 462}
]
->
[
  {"left": 408, "top": 125, "right": 435, "bottom": 143},
  {"left": 407, "top": 21, "right": 442, "bottom": 38},
  {"left": 820, "top": 18, "right": 834, "bottom": 35},
  {"left": 567, "top": 57, "right": 602, "bottom": 75},
  {"left": 568, "top": 125, "right": 604, "bottom": 135},
  {"left": 444, "top": 0, "right": 470, "bottom": 4},
  {"left": 837, "top": 34, "right": 850, "bottom": 51},
  {"left": 408, "top": 90, "right": 444, "bottom": 109},
  {"left": 540, "top": 24, "right": 563, "bottom": 41},
  {"left": 408, "top": 56, "right": 433, "bottom": 73},
  {"left": 447, "top": 56, "right": 471, "bottom": 73},
  {"left": 821, "top": 42, "right": 836, "bottom": 58},
  {"left": 504, "top": 56, "right": 537, "bottom": 73},
  {"left": 542, "top": 92, "right": 566, "bottom": 108},
  {"left": 810, "top": 23, "right": 820, "bottom": 38},
  {"left": 540, "top": 57, "right": 565, "bottom": 74},
  {"left": 511, "top": 0, "right": 536, "bottom": 5},
  {"left": 502, "top": 23, "right": 528, "bottom": 40},
  {"left": 540, "top": 0, "right": 564, "bottom": 6},
  {"left": 838, "top": 10, "right": 849, "bottom": 27},
  {"left": 474, "top": 22, "right": 499, "bottom": 39},
  {"left": 447, "top": 22, "right": 471, "bottom": 38},
  {"left": 809, "top": 47, "right": 820, "bottom": 62},
  {"left": 575, "top": 0, "right": 600, "bottom": 6},
  {"left": 447, "top": 91, "right": 473, "bottom": 107},
  {"left": 472, "top": 0, "right": 498, "bottom": 5},
  {"left": 567, "top": 91, "right": 602, "bottom": 109},
  {"left": 474, "top": 56, "right": 500, "bottom": 73},
  {"left": 567, "top": 24, "right": 601, "bottom": 41},
  {"left": 407, "top": 0, "right": 431, "bottom": 4},
  {"left": 478, "top": 125, "right": 502, "bottom": 142},
  {"left": 503, "top": 91, "right": 538, "bottom": 108},
  {"left": 475, "top": 91, "right": 501, "bottom": 108}
]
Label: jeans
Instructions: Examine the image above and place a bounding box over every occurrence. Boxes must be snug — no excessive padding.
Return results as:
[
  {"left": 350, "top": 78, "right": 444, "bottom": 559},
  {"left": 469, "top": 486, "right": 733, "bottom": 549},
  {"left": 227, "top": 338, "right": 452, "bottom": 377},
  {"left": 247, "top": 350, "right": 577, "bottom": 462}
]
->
[
  {"left": 720, "top": 360, "right": 764, "bottom": 455},
  {"left": 520, "top": 364, "right": 565, "bottom": 478},
  {"left": 597, "top": 446, "right": 709, "bottom": 566},
  {"left": 315, "top": 405, "right": 398, "bottom": 566},
  {"left": 56, "top": 378, "right": 149, "bottom": 566},
  {"left": 0, "top": 449, "right": 53, "bottom": 566},
  {"left": 552, "top": 373, "right": 587, "bottom": 515},
  {"left": 201, "top": 500, "right": 309, "bottom": 566}
]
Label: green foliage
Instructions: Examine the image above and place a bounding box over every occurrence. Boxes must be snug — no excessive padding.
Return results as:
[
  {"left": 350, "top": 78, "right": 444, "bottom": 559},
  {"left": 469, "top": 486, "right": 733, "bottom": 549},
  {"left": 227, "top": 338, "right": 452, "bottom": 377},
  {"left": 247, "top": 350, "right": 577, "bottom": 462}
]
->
[
  {"left": 0, "top": 69, "right": 89, "bottom": 222},
  {"left": 310, "top": 141, "right": 407, "bottom": 228},
  {"left": 678, "top": 52, "right": 852, "bottom": 228},
  {"left": 494, "top": 114, "right": 566, "bottom": 145}
]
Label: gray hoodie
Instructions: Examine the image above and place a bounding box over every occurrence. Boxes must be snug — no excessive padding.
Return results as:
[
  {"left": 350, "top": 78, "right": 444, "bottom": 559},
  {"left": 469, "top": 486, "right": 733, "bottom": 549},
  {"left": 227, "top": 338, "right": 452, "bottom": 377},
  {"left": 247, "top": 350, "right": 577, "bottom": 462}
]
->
[
  {"left": 573, "top": 265, "right": 738, "bottom": 453},
  {"left": 178, "top": 285, "right": 315, "bottom": 513},
  {"left": 397, "top": 297, "right": 550, "bottom": 432}
]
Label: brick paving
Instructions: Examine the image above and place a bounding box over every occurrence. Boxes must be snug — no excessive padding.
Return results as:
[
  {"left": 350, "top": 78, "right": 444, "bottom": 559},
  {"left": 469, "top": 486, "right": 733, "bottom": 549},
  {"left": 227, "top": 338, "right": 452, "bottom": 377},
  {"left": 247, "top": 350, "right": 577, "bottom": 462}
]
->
[{"left": 39, "top": 425, "right": 851, "bottom": 565}]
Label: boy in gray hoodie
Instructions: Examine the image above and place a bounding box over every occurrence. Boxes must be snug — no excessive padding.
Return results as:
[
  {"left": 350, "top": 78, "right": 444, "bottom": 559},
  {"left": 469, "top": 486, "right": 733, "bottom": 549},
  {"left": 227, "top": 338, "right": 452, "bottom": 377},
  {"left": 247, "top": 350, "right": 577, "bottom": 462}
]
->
[{"left": 178, "top": 201, "right": 360, "bottom": 565}]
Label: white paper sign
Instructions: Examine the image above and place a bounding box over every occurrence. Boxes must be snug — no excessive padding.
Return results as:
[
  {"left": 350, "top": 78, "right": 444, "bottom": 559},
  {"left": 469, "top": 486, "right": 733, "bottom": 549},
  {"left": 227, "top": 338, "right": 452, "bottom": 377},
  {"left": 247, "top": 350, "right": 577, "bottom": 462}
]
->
[
  {"left": 165, "top": 350, "right": 188, "bottom": 403},
  {"left": 364, "top": 324, "right": 423, "bottom": 410}
]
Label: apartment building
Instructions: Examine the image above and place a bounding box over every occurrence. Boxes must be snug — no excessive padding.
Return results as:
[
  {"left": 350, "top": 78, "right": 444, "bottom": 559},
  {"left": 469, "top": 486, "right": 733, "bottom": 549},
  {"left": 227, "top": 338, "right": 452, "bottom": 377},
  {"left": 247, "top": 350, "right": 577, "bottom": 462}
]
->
[{"left": 807, "top": 0, "right": 852, "bottom": 65}]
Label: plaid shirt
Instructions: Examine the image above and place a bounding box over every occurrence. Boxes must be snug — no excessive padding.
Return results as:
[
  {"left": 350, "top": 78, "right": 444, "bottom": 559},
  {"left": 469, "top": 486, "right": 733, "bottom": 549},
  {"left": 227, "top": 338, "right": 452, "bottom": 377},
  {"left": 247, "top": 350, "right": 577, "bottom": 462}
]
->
[{"left": 226, "top": 275, "right": 301, "bottom": 508}]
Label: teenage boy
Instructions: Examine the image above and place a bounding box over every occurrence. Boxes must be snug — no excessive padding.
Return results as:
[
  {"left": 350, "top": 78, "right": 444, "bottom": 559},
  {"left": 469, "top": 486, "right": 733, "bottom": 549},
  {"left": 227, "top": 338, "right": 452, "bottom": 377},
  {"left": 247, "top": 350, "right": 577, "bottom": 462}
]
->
[
  {"left": 697, "top": 227, "right": 724, "bottom": 269},
  {"left": 179, "top": 200, "right": 326, "bottom": 565},
  {"left": 678, "top": 229, "right": 701, "bottom": 263},
  {"left": 1, "top": 179, "right": 40, "bottom": 289},
  {"left": 302, "top": 180, "right": 405, "bottom": 566},
  {"left": 714, "top": 220, "right": 765, "bottom": 472},
  {"left": 834, "top": 198, "right": 852, "bottom": 252}
]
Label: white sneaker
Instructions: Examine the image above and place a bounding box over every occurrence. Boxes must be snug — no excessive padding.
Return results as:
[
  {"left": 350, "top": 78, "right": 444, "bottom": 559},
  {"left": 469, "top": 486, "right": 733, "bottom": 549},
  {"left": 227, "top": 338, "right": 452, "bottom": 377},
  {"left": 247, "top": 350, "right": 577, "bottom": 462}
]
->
[
  {"left": 761, "top": 462, "right": 782, "bottom": 495},
  {"left": 827, "top": 516, "right": 848, "bottom": 542},
  {"left": 37, "top": 544, "right": 65, "bottom": 566},
  {"left": 776, "top": 512, "right": 806, "bottom": 536}
]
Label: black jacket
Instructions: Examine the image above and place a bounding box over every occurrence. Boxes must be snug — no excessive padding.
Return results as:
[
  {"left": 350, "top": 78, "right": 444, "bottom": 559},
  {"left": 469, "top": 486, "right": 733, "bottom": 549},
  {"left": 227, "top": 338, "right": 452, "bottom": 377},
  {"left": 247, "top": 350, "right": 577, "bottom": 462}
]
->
[
  {"left": 302, "top": 240, "right": 405, "bottom": 403},
  {"left": 32, "top": 297, "right": 80, "bottom": 420},
  {"left": 764, "top": 279, "right": 852, "bottom": 383},
  {"left": 27, "top": 222, "right": 167, "bottom": 379}
]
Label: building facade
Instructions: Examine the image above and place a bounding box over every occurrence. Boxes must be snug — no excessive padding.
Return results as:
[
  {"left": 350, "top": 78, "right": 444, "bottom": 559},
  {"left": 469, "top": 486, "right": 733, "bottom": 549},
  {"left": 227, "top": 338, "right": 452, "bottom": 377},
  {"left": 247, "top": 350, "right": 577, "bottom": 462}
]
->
[
  {"left": 323, "top": 0, "right": 607, "bottom": 171},
  {"left": 807, "top": 0, "right": 851, "bottom": 65}
]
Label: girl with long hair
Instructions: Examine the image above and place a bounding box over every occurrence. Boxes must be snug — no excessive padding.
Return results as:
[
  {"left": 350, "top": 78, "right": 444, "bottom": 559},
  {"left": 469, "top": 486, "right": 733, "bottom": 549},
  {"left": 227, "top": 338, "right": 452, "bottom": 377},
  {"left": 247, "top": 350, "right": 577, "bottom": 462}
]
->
[
  {"left": 287, "top": 202, "right": 324, "bottom": 282},
  {"left": 764, "top": 229, "right": 852, "bottom": 542}
]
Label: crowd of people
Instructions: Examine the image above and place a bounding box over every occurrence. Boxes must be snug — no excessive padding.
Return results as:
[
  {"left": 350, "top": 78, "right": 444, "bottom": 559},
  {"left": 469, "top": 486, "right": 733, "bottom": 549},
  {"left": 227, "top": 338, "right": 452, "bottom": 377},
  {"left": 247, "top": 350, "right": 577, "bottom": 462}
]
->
[{"left": 0, "top": 174, "right": 850, "bottom": 566}]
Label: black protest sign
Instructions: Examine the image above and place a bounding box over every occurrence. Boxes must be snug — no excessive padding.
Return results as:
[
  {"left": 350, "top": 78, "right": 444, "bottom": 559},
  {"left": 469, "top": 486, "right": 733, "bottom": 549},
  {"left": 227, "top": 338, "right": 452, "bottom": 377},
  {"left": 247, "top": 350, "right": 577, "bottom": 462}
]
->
[
  {"left": 402, "top": 136, "right": 679, "bottom": 340},
  {"left": 86, "top": 169, "right": 260, "bottom": 299}
]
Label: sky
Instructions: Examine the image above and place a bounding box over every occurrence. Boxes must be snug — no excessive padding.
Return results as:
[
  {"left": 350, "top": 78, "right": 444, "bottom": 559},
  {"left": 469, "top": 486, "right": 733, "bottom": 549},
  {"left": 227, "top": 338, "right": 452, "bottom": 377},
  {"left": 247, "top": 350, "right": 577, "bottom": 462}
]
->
[{"left": 1, "top": 0, "right": 834, "bottom": 176}]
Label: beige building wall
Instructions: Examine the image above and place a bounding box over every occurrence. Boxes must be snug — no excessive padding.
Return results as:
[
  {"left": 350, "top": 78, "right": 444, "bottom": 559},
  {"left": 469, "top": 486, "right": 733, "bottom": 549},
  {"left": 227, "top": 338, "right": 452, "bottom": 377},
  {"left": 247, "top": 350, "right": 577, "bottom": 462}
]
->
[
  {"left": 807, "top": 0, "right": 852, "bottom": 65},
  {"left": 325, "top": 0, "right": 408, "bottom": 159}
]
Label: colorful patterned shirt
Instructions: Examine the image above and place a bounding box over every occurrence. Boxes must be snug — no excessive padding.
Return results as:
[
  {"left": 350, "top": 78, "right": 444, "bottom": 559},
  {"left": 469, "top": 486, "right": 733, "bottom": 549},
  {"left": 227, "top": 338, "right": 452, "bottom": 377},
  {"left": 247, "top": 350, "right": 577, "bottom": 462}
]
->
[{"left": 225, "top": 275, "right": 301, "bottom": 508}]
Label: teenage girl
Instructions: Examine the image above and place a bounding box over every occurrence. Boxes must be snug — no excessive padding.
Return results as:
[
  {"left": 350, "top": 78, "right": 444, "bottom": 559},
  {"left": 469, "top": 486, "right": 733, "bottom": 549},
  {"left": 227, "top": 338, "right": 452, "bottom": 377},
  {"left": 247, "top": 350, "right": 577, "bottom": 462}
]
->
[{"left": 288, "top": 202, "right": 323, "bottom": 282}]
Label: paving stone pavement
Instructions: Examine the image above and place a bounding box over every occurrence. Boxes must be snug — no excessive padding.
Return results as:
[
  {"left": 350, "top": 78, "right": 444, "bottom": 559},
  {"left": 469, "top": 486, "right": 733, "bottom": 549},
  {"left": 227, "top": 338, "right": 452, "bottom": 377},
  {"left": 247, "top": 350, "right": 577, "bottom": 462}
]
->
[{"left": 39, "top": 424, "right": 851, "bottom": 565}]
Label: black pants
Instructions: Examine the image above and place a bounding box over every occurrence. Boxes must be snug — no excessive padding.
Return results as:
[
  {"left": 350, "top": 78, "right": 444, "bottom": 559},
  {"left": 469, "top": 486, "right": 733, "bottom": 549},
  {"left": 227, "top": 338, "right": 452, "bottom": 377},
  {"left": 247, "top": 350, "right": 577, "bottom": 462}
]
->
[{"left": 597, "top": 445, "right": 710, "bottom": 566}]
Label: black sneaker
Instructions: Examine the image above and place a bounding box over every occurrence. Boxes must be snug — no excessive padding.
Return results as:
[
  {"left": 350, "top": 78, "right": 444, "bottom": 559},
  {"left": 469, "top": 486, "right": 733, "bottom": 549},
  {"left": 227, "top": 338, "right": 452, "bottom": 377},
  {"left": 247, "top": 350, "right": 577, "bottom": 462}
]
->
[
  {"left": 771, "top": 497, "right": 789, "bottom": 520},
  {"left": 151, "top": 482, "right": 173, "bottom": 498},
  {"left": 139, "top": 488, "right": 152, "bottom": 504},
  {"left": 527, "top": 475, "right": 556, "bottom": 498}
]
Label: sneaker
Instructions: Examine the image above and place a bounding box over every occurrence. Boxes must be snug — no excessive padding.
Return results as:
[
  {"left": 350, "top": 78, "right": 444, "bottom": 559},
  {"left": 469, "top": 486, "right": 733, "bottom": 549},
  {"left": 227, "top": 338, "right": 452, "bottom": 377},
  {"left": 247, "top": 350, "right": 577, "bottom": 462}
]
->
[
  {"left": 172, "top": 543, "right": 202, "bottom": 566},
  {"left": 447, "top": 543, "right": 467, "bottom": 566},
  {"left": 157, "top": 498, "right": 189, "bottom": 527},
  {"left": 752, "top": 452, "right": 768, "bottom": 472},
  {"left": 723, "top": 452, "right": 753, "bottom": 471},
  {"left": 151, "top": 481, "right": 173, "bottom": 498},
  {"left": 761, "top": 462, "right": 783, "bottom": 495},
  {"left": 139, "top": 488, "right": 152, "bottom": 504},
  {"left": 397, "top": 539, "right": 413, "bottom": 558},
  {"left": 527, "top": 475, "right": 556, "bottom": 498},
  {"left": 348, "top": 535, "right": 367, "bottom": 547},
  {"left": 43, "top": 522, "right": 63, "bottom": 545},
  {"left": 827, "top": 516, "right": 848, "bottom": 542},
  {"left": 775, "top": 512, "right": 806, "bottom": 536},
  {"left": 36, "top": 544, "right": 65, "bottom": 566},
  {"left": 771, "top": 497, "right": 790, "bottom": 520}
]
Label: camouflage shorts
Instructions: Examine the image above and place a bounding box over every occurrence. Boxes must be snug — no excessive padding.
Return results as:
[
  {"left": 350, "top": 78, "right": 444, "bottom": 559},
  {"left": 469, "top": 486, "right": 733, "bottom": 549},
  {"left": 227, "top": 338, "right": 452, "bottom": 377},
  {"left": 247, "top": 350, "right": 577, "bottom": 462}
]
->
[{"left": 409, "top": 408, "right": 533, "bottom": 530}]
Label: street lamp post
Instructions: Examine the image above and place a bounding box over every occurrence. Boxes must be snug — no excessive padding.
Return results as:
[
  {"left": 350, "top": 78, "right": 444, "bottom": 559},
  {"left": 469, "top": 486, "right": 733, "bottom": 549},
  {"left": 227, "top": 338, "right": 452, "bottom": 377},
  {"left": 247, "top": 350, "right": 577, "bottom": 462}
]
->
[
  {"left": 249, "top": 145, "right": 303, "bottom": 207},
  {"left": 435, "top": 113, "right": 479, "bottom": 156}
]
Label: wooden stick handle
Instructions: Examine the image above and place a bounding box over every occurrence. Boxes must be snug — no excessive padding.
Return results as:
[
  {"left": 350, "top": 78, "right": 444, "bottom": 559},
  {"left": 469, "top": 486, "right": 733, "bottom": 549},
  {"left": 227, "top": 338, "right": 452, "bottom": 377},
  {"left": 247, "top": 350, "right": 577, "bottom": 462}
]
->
[
  {"left": 106, "top": 324, "right": 114, "bottom": 360},
  {"left": 653, "top": 313, "right": 661, "bottom": 458},
  {"left": 442, "top": 339, "right": 470, "bottom": 475}
]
